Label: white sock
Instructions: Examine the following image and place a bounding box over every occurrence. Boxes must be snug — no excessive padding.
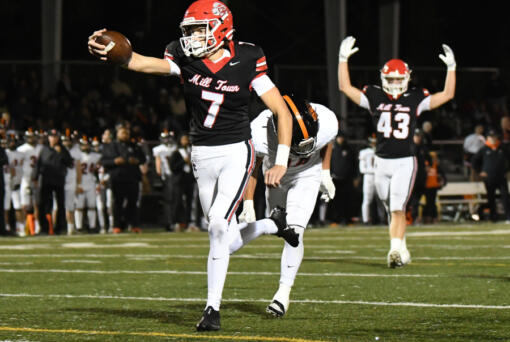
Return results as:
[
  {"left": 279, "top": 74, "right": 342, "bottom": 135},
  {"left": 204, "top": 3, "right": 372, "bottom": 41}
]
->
[
  {"left": 390, "top": 238, "right": 402, "bottom": 251},
  {"left": 206, "top": 218, "right": 230, "bottom": 311},
  {"left": 34, "top": 220, "right": 41, "bottom": 234},
  {"left": 67, "top": 223, "right": 75, "bottom": 234},
  {"left": 75, "top": 210, "right": 83, "bottom": 230},
  {"left": 280, "top": 227, "right": 304, "bottom": 287},
  {"left": 87, "top": 210, "right": 97, "bottom": 229},
  {"left": 273, "top": 283, "right": 292, "bottom": 303},
  {"left": 97, "top": 208, "right": 105, "bottom": 229},
  {"left": 401, "top": 236, "right": 407, "bottom": 251}
]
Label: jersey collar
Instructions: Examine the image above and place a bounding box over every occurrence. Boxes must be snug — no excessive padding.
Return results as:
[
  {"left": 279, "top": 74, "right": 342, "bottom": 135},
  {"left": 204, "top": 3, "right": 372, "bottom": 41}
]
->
[{"left": 201, "top": 41, "right": 235, "bottom": 74}]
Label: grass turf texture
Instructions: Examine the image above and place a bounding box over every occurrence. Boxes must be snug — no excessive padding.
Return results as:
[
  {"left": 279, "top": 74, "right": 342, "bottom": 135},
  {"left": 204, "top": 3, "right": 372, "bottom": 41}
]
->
[{"left": 0, "top": 224, "right": 509, "bottom": 341}]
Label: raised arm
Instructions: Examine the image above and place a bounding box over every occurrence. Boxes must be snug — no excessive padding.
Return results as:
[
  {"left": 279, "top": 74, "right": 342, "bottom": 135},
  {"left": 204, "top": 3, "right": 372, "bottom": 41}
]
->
[
  {"left": 429, "top": 44, "right": 456, "bottom": 109},
  {"left": 88, "top": 29, "right": 171, "bottom": 75},
  {"left": 338, "top": 36, "right": 363, "bottom": 106}
]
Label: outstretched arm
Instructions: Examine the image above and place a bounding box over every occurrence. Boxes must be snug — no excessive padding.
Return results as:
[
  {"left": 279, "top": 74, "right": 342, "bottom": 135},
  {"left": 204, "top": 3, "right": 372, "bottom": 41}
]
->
[
  {"left": 429, "top": 44, "right": 456, "bottom": 109},
  {"left": 88, "top": 29, "right": 171, "bottom": 75},
  {"left": 338, "top": 36, "right": 363, "bottom": 106}
]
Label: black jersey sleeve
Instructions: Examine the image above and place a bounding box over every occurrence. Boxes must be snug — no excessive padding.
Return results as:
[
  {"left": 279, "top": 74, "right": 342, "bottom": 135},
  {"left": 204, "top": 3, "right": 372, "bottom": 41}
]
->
[
  {"left": 164, "top": 40, "right": 185, "bottom": 66},
  {"left": 240, "top": 43, "right": 268, "bottom": 84},
  {"left": 361, "top": 85, "right": 382, "bottom": 114}
]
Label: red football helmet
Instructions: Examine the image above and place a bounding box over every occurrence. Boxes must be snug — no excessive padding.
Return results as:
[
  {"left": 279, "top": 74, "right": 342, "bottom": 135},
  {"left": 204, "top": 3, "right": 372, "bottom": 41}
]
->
[
  {"left": 380, "top": 59, "right": 411, "bottom": 99},
  {"left": 179, "top": 0, "right": 234, "bottom": 58}
]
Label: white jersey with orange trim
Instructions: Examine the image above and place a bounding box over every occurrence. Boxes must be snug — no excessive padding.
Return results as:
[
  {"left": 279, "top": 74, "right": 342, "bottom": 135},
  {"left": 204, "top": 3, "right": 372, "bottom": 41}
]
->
[
  {"left": 79, "top": 151, "right": 101, "bottom": 190},
  {"left": 5, "top": 149, "right": 24, "bottom": 187},
  {"left": 65, "top": 144, "right": 82, "bottom": 190},
  {"left": 17, "top": 143, "right": 42, "bottom": 181},
  {"left": 251, "top": 103, "right": 338, "bottom": 177}
]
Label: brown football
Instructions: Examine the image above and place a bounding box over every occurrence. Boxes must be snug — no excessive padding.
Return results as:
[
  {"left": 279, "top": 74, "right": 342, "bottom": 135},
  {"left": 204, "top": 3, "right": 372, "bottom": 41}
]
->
[{"left": 94, "top": 30, "right": 132, "bottom": 65}]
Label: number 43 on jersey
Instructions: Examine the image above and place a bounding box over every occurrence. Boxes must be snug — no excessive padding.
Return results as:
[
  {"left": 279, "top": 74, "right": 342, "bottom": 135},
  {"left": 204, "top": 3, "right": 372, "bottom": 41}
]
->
[{"left": 376, "top": 111, "right": 410, "bottom": 139}]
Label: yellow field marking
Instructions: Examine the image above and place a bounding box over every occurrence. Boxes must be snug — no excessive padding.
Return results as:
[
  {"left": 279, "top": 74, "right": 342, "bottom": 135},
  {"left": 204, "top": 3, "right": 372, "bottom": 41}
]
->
[{"left": 0, "top": 326, "right": 327, "bottom": 342}]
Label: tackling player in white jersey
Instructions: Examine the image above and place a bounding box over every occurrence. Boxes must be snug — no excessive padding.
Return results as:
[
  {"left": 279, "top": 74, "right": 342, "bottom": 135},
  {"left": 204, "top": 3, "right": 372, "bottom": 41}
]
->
[
  {"left": 17, "top": 129, "right": 42, "bottom": 235},
  {"left": 75, "top": 137, "right": 101, "bottom": 232},
  {"left": 236, "top": 94, "right": 338, "bottom": 317}
]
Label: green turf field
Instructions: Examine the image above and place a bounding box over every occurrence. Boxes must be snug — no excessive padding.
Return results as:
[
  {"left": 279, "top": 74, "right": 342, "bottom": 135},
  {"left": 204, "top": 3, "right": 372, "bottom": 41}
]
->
[{"left": 0, "top": 224, "right": 509, "bottom": 342}]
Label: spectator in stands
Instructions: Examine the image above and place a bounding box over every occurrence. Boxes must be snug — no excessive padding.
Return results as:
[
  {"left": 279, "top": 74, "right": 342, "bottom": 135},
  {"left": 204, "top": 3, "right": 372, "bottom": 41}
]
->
[
  {"left": 423, "top": 151, "right": 447, "bottom": 223},
  {"left": 330, "top": 131, "right": 357, "bottom": 225},
  {"left": 484, "top": 70, "right": 508, "bottom": 121},
  {"left": 100, "top": 124, "right": 146, "bottom": 233},
  {"left": 463, "top": 124, "right": 485, "bottom": 181},
  {"left": 471, "top": 129, "right": 510, "bottom": 223},
  {"left": 169, "top": 84, "right": 188, "bottom": 132},
  {"left": 407, "top": 129, "right": 430, "bottom": 224},
  {"left": 35, "top": 129, "right": 73, "bottom": 234},
  {"left": 500, "top": 116, "right": 510, "bottom": 144}
]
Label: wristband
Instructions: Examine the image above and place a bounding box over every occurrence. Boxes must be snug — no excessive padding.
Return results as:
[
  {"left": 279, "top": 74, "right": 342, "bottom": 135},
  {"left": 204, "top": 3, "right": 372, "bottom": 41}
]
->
[
  {"left": 275, "top": 144, "right": 290, "bottom": 166},
  {"left": 447, "top": 64, "right": 456, "bottom": 71},
  {"left": 243, "top": 199, "right": 254, "bottom": 209}
]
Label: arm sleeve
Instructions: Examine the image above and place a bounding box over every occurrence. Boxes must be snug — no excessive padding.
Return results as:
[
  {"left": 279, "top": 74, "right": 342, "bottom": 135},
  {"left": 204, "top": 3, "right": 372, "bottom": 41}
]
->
[{"left": 164, "top": 41, "right": 183, "bottom": 76}]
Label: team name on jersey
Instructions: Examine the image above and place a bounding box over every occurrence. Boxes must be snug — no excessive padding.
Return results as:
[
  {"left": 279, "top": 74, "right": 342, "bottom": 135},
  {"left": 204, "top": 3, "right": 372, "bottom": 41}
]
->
[
  {"left": 376, "top": 103, "right": 411, "bottom": 112},
  {"left": 188, "top": 74, "right": 240, "bottom": 93}
]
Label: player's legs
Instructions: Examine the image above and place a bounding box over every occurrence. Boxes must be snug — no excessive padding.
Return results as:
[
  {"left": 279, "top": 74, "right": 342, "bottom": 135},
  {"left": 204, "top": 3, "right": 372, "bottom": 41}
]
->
[
  {"left": 4, "top": 184, "right": 12, "bottom": 233},
  {"left": 75, "top": 193, "right": 85, "bottom": 231},
  {"left": 362, "top": 174, "right": 375, "bottom": 224},
  {"left": 11, "top": 189, "right": 24, "bottom": 235},
  {"left": 268, "top": 171, "right": 320, "bottom": 317},
  {"left": 85, "top": 188, "right": 97, "bottom": 230},
  {"left": 96, "top": 188, "right": 106, "bottom": 232},
  {"left": 387, "top": 157, "right": 416, "bottom": 267},
  {"left": 192, "top": 141, "right": 254, "bottom": 314},
  {"left": 65, "top": 187, "right": 76, "bottom": 235}
]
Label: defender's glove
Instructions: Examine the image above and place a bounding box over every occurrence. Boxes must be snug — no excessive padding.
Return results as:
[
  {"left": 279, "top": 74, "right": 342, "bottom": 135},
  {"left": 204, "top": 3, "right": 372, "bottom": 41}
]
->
[
  {"left": 339, "top": 36, "right": 359, "bottom": 62},
  {"left": 239, "top": 200, "right": 256, "bottom": 223},
  {"left": 319, "top": 169, "right": 336, "bottom": 202},
  {"left": 439, "top": 44, "right": 456, "bottom": 71}
]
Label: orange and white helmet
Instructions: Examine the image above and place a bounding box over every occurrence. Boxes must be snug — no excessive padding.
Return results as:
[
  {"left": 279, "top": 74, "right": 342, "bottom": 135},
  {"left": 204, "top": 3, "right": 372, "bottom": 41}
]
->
[
  {"left": 180, "top": 0, "right": 234, "bottom": 58},
  {"left": 380, "top": 59, "right": 411, "bottom": 99}
]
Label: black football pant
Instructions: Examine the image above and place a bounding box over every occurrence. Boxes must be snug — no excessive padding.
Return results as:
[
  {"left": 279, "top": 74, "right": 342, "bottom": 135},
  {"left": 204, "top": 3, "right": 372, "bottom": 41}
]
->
[
  {"left": 423, "top": 188, "right": 439, "bottom": 220},
  {"left": 161, "top": 176, "right": 179, "bottom": 228},
  {"left": 330, "top": 178, "right": 354, "bottom": 224},
  {"left": 484, "top": 180, "right": 510, "bottom": 221},
  {"left": 111, "top": 181, "right": 140, "bottom": 229},
  {"left": 39, "top": 183, "right": 66, "bottom": 234}
]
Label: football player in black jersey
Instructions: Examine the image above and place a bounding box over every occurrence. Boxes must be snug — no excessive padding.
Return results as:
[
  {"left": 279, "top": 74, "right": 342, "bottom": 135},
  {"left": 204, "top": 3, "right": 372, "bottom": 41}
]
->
[
  {"left": 88, "top": 0, "right": 294, "bottom": 332},
  {"left": 338, "top": 36, "right": 456, "bottom": 268}
]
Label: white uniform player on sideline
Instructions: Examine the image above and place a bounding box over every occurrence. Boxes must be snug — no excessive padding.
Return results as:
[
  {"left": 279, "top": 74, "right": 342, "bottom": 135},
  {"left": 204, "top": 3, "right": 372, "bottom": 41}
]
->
[
  {"left": 62, "top": 133, "right": 82, "bottom": 235},
  {"left": 95, "top": 130, "right": 114, "bottom": 233},
  {"left": 88, "top": 0, "right": 294, "bottom": 332},
  {"left": 17, "top": 129, "right": 42, "bottom": 235},
  {"left": 358, "top": 135, "right": 377, "bottom": 224},
  {"left": 75, "top": 137, "right": 101, "bottom": 232},
  {"left": 237, "top": 94, "right": 338, "bottom": 317},
  {"left": 3, "top": 135, "right": 24, "bottom": 235},
  {"left": 338, "top": 36, "right": 456, "bottom": 267}
]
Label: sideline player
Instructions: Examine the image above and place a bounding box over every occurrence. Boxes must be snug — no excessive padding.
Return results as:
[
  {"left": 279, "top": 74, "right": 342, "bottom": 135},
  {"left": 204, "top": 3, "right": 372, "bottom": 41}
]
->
[
  {"left": 236, "top": 94, "right": 338, "bottom": 317},
  {"left": 3, "top": 135, "right": 24, "bottom": 235},
  {"left": 17, "top": 129, "right": 42, "bottom": 235},
  {"left": 75, "top": 136, "right": 101, "bottom": 232},
  {"left": 358, "top": 135, "right": 378, "bottom": 224},
  {"left": 338, "top": 36, "right": 456, "bottom": 267},
  {"left": 88, "top": 0, "right": 294, "bottom": 331},
  {"left": 62, "top": 131, "right": 82, "bottom": 235}
]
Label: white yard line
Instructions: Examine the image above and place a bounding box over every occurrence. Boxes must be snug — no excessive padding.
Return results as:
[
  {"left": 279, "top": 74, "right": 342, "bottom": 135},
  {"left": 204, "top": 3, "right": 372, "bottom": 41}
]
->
[
  {"left": 0, "top": 293, "right": 508, "bottom": 310},
  {"left": 0, "top": 268, "right": 440, "bottom": 277},
  {"left": 1, "top": 253, "right": 510, "bottom": 261}
]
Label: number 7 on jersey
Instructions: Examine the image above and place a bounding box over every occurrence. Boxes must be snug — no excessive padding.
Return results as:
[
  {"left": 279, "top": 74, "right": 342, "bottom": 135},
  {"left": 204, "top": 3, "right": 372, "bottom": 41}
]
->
[{"left": 202, "top": 90, "right": 224, "bottom": 128}]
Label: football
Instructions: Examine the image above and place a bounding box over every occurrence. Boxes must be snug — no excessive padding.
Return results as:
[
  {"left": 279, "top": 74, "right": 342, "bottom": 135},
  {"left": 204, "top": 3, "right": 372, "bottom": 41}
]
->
[{"left": 94, "top": 30, "right": 132, "bottom": 65}]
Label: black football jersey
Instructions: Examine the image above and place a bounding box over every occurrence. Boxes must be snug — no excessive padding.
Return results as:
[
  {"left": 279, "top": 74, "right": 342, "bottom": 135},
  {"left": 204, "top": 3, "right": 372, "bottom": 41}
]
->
[
  {"left": 362, "top": 85, "right": 430, "bottom": 158},
  {"left": 164, "top": 40, "right": 268, "bottom": 146}
]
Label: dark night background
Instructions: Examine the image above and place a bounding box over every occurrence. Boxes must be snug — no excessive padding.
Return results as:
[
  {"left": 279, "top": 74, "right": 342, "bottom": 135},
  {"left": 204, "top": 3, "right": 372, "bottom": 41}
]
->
[{"left": 1, "top": 1, "right": 509, "bottom": 68}]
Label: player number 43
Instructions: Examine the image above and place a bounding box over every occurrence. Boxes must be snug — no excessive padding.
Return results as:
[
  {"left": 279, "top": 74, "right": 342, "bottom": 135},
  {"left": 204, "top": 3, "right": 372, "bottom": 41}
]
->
[
  {"left": 376, "top": 111, "right": 410, "bottom": 139},
  {"left": 202, "top": 90, "right": 224, "bottom": 128}
]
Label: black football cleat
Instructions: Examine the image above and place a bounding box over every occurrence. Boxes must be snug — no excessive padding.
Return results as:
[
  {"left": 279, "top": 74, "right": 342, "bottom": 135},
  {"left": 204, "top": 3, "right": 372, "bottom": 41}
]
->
[
  {"left": 270, "top": 206, "right": 299, "bottom": 248},
  {"left": 196, "top": 306, "right": 220, "bottom": 331}
]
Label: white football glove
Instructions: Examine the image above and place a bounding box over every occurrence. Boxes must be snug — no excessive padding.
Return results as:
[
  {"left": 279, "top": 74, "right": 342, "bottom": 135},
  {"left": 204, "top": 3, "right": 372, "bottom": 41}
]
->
[
  {"left": 238, "top": 200, "right": 256, "bottom": 223},
  {"left": 338, "top": 36, "right": 359, "bottom": 62},
  {"left": 439, "top": 44, "right": 456, "bottom": 71},
  {"left": 319, "top": 169, "right": 336, "bottom": 202}
]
